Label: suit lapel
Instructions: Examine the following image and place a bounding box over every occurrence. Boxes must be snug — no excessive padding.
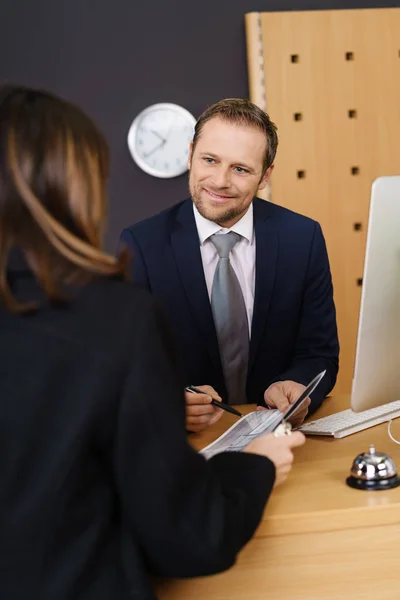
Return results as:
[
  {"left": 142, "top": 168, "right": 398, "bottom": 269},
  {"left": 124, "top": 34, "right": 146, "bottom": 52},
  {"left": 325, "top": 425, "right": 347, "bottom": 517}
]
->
[
  {"left": 170, "top": 200, "right": 223, "bottom": 375},
  {"left": 249, "top": 199, "right": 279, "bottom": 374}
]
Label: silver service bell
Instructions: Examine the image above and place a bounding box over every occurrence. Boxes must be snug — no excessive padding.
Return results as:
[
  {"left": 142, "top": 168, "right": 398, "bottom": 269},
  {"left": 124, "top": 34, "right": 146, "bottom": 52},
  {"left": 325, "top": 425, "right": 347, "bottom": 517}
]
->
[{"left": 346, "top": 444, "right": 400, "bottom": 490}]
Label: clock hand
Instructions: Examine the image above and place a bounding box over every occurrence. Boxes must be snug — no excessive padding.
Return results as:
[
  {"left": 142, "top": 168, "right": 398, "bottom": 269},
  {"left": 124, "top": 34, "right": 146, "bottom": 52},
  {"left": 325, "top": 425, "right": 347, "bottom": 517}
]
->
[
  {"left": 143, "top": 141, "right": 164, "bottom": 159},
  {"left": 150, "top": 129, "right": 166, "bottom": 144}
]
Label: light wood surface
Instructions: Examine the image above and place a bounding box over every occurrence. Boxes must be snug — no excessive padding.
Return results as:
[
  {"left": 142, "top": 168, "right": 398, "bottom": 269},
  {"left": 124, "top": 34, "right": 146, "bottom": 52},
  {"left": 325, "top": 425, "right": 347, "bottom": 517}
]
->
[
  {"left": 245, "top": 9, "right": 400, "bottom": 396},
  {"left": 157, "top": 395, "right": 400, "bottom": 599}
]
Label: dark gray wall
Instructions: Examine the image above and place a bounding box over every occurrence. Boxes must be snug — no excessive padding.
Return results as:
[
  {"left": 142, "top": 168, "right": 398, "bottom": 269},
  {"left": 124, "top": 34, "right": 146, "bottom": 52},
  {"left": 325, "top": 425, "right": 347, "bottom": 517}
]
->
[{"left": 0, "top": 0, "right": 396, "bottom": 250}]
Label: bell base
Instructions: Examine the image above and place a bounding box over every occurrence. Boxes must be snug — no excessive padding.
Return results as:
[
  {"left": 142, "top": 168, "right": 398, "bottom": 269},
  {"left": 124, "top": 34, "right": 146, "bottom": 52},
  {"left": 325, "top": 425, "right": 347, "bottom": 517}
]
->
[{"left": 346, "top": 475, "right": 400, "bottom": 491}]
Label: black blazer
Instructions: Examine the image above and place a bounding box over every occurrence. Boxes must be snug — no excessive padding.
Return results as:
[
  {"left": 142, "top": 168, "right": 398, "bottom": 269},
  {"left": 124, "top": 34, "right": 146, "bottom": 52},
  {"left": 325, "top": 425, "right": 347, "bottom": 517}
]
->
[
  {"left": 120, "top": 198, "right": 339, "bottom": 413},
  {"left": 0, "top": 257, "right": 275, "bottom": 600}
]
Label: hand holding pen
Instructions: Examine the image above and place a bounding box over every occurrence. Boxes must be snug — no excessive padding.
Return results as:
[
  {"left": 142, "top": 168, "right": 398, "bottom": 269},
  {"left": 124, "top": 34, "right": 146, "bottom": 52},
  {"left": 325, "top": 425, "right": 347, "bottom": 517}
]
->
[
  {"left": 184, "top": 385, "right": 226, "bottom": 433},
  {"left": 186, "top": 386, "right": 243, "bottom": 417},
  {"left": 185, "top": 385, "right": 242, "bottom": 433}
]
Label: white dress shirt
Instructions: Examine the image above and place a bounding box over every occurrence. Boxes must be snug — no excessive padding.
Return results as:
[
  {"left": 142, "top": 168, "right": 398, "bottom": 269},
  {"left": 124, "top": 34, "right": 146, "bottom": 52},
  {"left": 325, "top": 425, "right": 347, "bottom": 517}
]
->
[{"left": 193, "top": 203, "right": 256, "bottom": 336}]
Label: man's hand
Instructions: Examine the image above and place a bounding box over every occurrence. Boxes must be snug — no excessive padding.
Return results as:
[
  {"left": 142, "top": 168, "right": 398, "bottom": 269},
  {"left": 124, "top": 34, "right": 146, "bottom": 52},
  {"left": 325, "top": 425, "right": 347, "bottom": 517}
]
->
[
  {"left": 260, "top": 380, "right": 311, "bottom": 426},
  {"left": 185, "top": 385, "right": 224, "bottom": 433}
]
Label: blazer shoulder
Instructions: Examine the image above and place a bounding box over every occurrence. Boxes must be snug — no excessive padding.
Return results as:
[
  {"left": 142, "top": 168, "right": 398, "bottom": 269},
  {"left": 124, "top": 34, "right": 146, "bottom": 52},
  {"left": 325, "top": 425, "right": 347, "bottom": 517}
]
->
[
  {"left": 83, "top": 277, "right": 154, "bottom": 317},
  {"left": 122, "top": 199, "right": 189, "bottom": 240},
  {"left": 63, "top": 277, "right": 163, "bottom": 355},
  {"left": 255, "top": 198, "right": 320, "bottom": 236}
]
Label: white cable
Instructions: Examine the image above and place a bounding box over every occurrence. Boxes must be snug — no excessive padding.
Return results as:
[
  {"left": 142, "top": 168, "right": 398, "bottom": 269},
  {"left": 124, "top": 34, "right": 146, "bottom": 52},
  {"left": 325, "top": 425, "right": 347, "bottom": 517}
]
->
[{"left": 388, "top": 420, "right": 400, "bottom": 445}]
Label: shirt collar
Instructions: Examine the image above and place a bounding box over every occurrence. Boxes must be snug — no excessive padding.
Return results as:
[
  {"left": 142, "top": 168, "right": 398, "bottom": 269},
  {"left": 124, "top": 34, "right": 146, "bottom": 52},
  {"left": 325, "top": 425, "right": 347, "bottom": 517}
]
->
[{"left": 193, "top": 202, "right": 254, "bottom": 245}]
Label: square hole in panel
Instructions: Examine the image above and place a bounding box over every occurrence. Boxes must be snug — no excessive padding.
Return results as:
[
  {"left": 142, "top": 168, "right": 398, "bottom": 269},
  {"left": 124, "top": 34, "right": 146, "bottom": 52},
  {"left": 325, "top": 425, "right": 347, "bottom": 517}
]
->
[
  {"left": 345, "top": 52, "right": 354, "bottom": 60},
  {"left": 297, "top": 170, "right": 306, "bottom": 179},
  {"left": 291, "top": 54, "right": 299, "bottom": 63},
  {"left": 294, "top": 112, "right": 303, "bottom": 121},
  {"left": 353, "top": 223, "right": 362, "bottom": 231},
  {"left": 357, "top": 278, "right": 363, "bottom": 287},
  {"left": 348, "top": 109, "right": 357, "bottom": 118},
  {"left": 351, "top": 166, "right": 360, "bottom": 175}
]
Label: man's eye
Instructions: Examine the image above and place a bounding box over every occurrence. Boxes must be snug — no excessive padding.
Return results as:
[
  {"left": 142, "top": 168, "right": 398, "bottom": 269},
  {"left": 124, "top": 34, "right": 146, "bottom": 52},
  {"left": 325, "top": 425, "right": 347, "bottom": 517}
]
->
[{"left": 235, "top": 167, "right": 248, "bottom": 173}]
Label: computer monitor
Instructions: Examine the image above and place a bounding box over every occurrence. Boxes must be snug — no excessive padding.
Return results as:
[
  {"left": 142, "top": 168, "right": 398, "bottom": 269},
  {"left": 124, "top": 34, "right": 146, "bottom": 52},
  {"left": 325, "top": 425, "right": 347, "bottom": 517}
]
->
[{"left": 351, "top": 176, "right": 400, "bottom": 412}]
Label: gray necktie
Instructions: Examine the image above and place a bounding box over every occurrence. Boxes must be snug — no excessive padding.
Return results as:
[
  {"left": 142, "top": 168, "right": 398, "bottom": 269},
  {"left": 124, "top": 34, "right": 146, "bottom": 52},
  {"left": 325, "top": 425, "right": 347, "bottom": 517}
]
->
[{"left": 210, "top": 232, "right": 249, "bottom": 405}]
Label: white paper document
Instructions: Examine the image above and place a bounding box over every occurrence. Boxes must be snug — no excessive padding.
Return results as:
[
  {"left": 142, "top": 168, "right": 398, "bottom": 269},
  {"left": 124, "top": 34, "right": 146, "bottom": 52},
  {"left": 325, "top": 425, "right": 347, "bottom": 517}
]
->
[
  {"left": 200, "top": 409, "right": 283, "bottom": 460},
  {"left": 200, "top": 370, "right": 327, "bottom": 460}
]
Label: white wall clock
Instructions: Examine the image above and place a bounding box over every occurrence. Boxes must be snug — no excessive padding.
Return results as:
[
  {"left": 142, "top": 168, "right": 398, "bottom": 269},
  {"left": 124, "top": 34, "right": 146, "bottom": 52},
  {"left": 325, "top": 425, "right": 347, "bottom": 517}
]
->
[{"left": 127, "top": 103, "right": 196, "bottom": 178}]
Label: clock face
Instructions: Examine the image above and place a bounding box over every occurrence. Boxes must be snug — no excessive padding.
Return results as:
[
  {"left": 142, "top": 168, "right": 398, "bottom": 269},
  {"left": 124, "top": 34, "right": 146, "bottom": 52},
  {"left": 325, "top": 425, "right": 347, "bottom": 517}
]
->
[{"left": 127, "top": 103, "right": 196, "bottom": 178}]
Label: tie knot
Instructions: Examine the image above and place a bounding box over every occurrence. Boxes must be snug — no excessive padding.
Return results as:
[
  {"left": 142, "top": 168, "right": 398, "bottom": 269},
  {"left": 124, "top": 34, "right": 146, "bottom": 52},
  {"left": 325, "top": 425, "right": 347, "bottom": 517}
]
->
[{"left": 210, "top": 232, "right": 241, "bottom": 258}]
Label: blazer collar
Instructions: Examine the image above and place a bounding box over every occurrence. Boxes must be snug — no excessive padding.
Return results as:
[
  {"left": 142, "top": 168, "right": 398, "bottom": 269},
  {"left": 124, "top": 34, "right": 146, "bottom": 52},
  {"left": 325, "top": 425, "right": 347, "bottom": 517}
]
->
[
  {"left": 249, "top": 198, "right": 278, "bottom": 373},
  {"left": 172, "top": 199, "right": 223, "bottom": 378}
]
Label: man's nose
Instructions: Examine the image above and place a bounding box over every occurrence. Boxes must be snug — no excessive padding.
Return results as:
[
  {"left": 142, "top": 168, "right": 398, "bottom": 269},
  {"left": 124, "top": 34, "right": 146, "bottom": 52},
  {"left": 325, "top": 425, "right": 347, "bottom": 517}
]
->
[{"left": 212, "top": 166, "right": 231, "bottom": 189}]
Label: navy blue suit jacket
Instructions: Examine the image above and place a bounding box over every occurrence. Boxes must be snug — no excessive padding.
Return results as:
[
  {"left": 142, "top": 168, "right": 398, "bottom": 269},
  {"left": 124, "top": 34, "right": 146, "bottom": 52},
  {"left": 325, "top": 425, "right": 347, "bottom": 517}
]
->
[{"left": 120, "top": 197, "right": 339, "bottom": 413}]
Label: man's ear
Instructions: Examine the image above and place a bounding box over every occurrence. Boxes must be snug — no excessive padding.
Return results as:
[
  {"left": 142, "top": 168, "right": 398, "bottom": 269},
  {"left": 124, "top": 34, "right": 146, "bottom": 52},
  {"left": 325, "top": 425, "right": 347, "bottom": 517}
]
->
[
  {"left": 258, "top": 164, "right": 274, "bottom": 191},
  {"left": 187, "top": 141, "right": 194, "bottom": 170}
]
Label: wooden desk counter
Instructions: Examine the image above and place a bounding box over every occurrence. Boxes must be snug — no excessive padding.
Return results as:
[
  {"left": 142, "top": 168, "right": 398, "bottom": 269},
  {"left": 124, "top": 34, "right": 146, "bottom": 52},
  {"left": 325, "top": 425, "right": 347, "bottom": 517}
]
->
[{"left": 157, "top": 396, "right": 400, "bottom": 599}]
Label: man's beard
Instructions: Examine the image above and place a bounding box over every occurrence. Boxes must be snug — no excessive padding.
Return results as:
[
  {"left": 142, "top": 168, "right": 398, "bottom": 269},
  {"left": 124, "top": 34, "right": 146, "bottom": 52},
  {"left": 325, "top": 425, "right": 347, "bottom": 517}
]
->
[{"left": 190, "top": 184, "right": 245, "bottom": 226}]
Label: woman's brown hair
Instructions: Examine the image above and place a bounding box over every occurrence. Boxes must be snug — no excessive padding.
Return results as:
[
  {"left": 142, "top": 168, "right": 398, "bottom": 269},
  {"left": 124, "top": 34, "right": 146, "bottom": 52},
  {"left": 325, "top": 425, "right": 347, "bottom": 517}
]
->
[{"left": 0, "top": 85, "right": 128, "bottom": 312}]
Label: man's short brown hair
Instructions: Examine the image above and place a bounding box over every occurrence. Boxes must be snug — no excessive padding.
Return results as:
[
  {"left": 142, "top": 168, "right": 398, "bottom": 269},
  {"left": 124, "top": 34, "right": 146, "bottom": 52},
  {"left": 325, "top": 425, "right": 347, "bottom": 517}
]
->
[{"left": 192, "top": 98, "right": 278, "bottom": 175}]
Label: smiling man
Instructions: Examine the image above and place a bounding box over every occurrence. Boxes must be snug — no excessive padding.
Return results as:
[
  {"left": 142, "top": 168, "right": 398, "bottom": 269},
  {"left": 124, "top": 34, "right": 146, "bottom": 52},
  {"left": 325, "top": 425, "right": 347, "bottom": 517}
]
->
[{"left": 119, "top": 98, "right": 339, "bottom": 432}]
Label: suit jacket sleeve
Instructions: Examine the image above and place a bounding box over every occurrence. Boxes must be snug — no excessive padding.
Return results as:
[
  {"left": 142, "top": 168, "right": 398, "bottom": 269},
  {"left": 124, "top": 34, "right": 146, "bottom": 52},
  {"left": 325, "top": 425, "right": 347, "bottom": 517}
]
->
[
  {"left": 260, "top": 222, "right": 339, "bottom": 413},
  {"left": 114, "top": 294, "right": 275, "bottom": 578},
  {"left": 118, "top": 228, "right": 151, "bottom": 290}
]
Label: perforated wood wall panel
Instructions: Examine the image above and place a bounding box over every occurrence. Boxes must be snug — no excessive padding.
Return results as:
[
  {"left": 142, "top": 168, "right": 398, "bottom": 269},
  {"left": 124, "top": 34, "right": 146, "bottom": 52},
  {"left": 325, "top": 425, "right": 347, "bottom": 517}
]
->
[{"left": 245, "top": 8, "right": 400, "bottom": 393}]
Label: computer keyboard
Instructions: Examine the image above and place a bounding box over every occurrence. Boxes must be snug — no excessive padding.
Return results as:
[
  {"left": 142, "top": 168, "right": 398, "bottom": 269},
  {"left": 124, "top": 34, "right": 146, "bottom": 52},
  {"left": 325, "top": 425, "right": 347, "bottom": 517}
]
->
[{"left": 298, "top": 400, "right": 400, "bottom": 438}]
